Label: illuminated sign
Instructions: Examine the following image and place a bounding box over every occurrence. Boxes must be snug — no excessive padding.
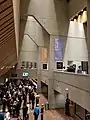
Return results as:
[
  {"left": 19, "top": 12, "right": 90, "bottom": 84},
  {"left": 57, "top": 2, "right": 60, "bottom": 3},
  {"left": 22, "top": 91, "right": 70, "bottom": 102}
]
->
[{"left": 23, "top": 72, "right": 29, "bottom": 77}]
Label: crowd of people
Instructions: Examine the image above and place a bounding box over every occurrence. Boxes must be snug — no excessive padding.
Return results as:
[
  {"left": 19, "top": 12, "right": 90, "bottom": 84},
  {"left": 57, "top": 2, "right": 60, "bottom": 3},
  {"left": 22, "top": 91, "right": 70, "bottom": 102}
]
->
[{"left": 0, "top": 78, "right": 44, "bottom": 120}]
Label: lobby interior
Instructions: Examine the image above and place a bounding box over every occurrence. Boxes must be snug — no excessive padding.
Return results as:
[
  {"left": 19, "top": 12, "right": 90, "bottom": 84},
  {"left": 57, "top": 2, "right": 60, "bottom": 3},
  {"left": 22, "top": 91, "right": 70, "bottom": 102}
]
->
[{"left": 1, "top": 0, "right": 90, "bottom": 120}]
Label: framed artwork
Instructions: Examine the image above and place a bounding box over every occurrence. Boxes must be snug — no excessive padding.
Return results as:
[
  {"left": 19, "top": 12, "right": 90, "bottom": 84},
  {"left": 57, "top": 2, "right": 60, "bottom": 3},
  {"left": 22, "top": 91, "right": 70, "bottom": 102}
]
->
[{"left": 56, "top": 61, "right": 63, "bottom": 69}]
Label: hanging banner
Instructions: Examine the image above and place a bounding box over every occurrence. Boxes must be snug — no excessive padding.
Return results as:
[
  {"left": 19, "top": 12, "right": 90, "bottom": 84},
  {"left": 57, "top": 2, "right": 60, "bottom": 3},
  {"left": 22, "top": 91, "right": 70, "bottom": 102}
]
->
[
  {"left": 54, "top": 39, "right": 62, "bottom": 61},
  {"left": 41, "top": 48, "right": 47, "bottom": 62}
]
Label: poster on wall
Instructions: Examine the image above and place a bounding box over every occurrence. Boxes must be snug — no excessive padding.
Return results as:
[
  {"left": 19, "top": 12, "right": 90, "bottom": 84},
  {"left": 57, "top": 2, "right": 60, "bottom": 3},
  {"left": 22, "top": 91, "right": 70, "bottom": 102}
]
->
[
  {"left": 41, "top": 48, "right": 48, "bottom": 62},
  {"left": 54, "top": 39, "right": 63, "bottom": 61}
]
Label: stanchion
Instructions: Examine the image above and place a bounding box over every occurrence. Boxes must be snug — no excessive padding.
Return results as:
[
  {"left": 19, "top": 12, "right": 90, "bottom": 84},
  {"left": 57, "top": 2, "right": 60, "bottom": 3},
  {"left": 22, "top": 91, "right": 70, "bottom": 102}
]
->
[{"left": 45, "top": 102, "right": 49, "bottom": 110}]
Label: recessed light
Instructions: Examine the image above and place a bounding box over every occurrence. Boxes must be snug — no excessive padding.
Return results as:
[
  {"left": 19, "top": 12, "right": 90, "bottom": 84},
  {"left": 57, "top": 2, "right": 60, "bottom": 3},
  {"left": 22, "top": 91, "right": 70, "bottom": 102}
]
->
[
  {"left": 81, "top": 9, "right": 83, "bottom": 12},
  {"left": 65, "top": 88, "right": 69, "bottom": 91},
  {"left": 1, "top": 66, "right": 4, "bottom": 69}
]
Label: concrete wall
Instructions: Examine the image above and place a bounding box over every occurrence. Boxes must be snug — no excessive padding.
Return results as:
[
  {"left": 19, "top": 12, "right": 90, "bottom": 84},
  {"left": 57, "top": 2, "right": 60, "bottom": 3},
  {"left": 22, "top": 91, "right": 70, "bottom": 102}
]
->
[
  {"left": 41, "top": 70, "right": 65, "bottom": 108},
  {"left": 68, "top": 0, "right": 87, "bottom": 19},
  {"left": 54, "top": 71, "right": 90, "bottom": 112},
  {"left": 54, "top": 91, "right": 65, "bottom": 108},
  {"left": 28, "top": 0, "right": 69, "bottom": 35},
  {"left": 9, "top": 69, "right": 37, "bottom": 79},
  {"left": 24, "top": 16, "right": 44, "bottom": 47},
  {"left": 41, "top": 82, "right": 48, "bottom": 97},
  {"left": 23, "top": 0, "right": 88, "bottom": 70},
  {"left": 41, "top": 70, "right": 90, "bottom": 112},
  {"left": 18, "top": 35, "right": 38, "bottom": 66},
  {"left": 41, "top": 70, "right": 49, "bottom": 85},
  {"left": 12, "top": 0, "right": 20, "bottom": 57},
  {"left": 63, "top": 21, "right": 88, "bottom": 68},
  {"left": 47, "top": 27, "right": 88, "bottom": 70},
  {"left": 18, "top": 16, "right": 50, "bottom": 67}
]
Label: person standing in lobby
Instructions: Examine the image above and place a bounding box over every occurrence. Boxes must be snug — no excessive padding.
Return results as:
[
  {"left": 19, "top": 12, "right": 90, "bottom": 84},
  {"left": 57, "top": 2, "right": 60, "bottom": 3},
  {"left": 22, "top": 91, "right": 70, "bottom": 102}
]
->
[
  {"left": 41, "top": 104, "right": 44, "bottom": 120},
  {"left": 0, "top": 110, "right": 4, "bottom": 120},
  {"left": 33, "top": 104, "right": 40, "bottom": 120}
]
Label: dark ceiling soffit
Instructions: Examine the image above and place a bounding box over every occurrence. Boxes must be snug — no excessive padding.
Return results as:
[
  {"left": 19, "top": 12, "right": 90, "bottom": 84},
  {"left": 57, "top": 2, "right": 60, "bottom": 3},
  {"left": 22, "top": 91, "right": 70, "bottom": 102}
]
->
[
  {"left": 0, "top": 7, "right": 13, "bottom": 20},
  {"left": 0, "top": 23, "right": 14, "bottom": 35},
  {"left": 0, "top": 11, "right": 12, "bottom": 21},
  {"left": 0, "top": 31, "right": 15, "bottom": 43},
  {"left": 0, "top": 15, "right": 13, "bottom": 27},
  {"left": 0, "top": 4, "right": 12, "bottom": 14},
  {"left": 0, "top": 29, "right": 14, "bottom": 40},
  {"left": 0, "top": 34, "right": 15, "bottom": 47},
  {"left": 0, "top": 0, "right": 6, "bottom": 4},
  {"left": 0, "top": 12, "right": 13, "bottom": 26},
  {"left": 0, "top": 26, "right": 14, "bottom": 37},
  {"left": 0, "top": 19, "right": 14, "bottom": 31},
  {"left": 0, "top": 49, "right": 16, "bottom": 66}
]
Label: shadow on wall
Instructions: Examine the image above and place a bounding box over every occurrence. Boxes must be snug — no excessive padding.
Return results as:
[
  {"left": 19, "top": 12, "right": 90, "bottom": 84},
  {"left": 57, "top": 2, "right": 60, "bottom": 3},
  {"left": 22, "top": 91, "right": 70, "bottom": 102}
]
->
[
  {"left": 54, "top": 90, "right": 65, "bottom": 109},
  {"left": 54, "top": 0, "right": 69, "bottom": 36},
  {"left": 19, "top": 0, "right": 30, "bottom": 50},
  {"left": 54, "top": 0, "right": 69, "bottom": 65},
  {"left": 41, "top": 82, "right": 48, "bottom": 98},
  {"left": 42, "top": 27, "right": 50, "bottom": 59},
  {"left": 83, "top": 22, "right": 87, "bottom": 44}
]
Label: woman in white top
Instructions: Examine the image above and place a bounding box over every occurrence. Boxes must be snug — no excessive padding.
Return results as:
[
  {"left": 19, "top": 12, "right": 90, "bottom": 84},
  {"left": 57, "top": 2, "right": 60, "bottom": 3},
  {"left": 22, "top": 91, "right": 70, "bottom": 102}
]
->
[{"left": 4, "top": 109, "right": 10, "bottom": 120}]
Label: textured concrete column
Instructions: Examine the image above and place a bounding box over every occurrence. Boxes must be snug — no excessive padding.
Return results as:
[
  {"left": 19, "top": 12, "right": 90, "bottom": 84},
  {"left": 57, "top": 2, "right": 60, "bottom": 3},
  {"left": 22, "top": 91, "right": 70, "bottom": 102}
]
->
[
  {"left": 48, "top": 35, "right": 56, "bottom": 109},
  {"left": 48, "top": 70, "right": 55, "bottom": 109},
  {"left": 87, "top": 0, "right": 90, "bottom": 74},
  {"left": 37, "top": 47, "right": 42, "bottom": 93}
]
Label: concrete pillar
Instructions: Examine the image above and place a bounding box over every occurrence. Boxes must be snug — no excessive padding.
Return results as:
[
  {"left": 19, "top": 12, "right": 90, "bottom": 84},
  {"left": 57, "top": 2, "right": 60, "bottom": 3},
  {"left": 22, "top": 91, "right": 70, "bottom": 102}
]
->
[
  {"left": 48, "top": 35, "right": 55, "bottom": 109},
  {"left": 54, "top": 92, "right": 65, "bottom": 108},
  {"left": 48, "top": 35, "right": 61, "bottom": 109},
  {"left": 37, "top": 47, "right": 42, "bottom": 93},
  {"left": 87, "top": 0, "right": 90, "bottom": 73},
  {"left": 48, "top": 70, "right": 55, "bottom": 109},
  {"left": 41, "top": 83, "right": 48, "bottom": 97}
]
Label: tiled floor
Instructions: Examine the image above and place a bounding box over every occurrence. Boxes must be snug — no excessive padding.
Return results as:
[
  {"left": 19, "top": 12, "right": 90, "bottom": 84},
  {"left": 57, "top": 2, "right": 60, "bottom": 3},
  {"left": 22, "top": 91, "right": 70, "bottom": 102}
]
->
[
  {"left": 10, "top": 94, "right": 74, "bottom": 120},
  {"left": 29, "top": 94, "right": 74, "bottom": 120}
]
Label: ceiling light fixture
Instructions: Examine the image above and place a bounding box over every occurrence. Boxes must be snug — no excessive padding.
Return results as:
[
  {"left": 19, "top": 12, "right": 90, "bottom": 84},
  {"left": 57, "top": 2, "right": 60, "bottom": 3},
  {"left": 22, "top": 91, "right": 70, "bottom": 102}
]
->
[{"left": 1, "top": 66, "right": 5, "bottom": 70}]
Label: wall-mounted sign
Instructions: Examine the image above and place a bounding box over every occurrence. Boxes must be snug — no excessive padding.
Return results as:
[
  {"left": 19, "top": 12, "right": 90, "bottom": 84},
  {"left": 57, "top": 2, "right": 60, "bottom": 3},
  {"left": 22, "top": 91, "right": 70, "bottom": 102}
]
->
[
  {"left": 41, "top": 48, "right": 48, "bottom": 62},
  {"left": 54, "top": 39, "right": 62, "bottom": 61},
  {"left": 23, "top": 72, "right": 29, "bottom": 77}
]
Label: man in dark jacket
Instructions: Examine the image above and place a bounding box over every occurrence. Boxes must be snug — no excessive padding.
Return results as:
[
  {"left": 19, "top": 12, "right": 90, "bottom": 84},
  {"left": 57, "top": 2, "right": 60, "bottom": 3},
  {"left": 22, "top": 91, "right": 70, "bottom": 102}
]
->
[
  {"left": 31, "top": 92, "right": 35, "bottom": 109},
  {"left": 0, "top": 110, "right": 4, "bottom": 120},
  {"left": 23, "top": 104, "right": 28, "bottom": 120}
]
